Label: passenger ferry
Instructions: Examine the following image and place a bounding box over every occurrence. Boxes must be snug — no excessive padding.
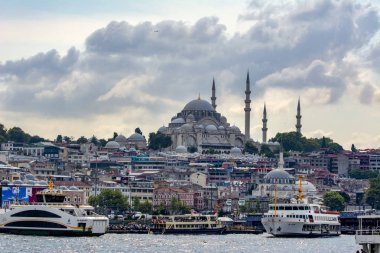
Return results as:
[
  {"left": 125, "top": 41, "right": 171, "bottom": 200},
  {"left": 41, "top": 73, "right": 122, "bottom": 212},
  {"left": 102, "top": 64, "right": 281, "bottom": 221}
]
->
[
  {"left": 262, "top": 203, "right": 341, "bottom": 237},
  {"left": 0, "top": 181, "right": 109, "bottom": 236},
  {"left": 150, "top": 214, "right": 225, "bottom": 234},
  {"left": 261, "top": 179, "right": 340, "bottom": 237},
  {"left": 355, "top": 215, "right": 380, "bottom": 253}
]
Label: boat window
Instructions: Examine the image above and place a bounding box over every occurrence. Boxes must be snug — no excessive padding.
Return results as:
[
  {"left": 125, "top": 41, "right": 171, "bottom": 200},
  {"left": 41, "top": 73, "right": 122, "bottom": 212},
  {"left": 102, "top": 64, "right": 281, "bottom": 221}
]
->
[
  {"left": 285, "top": 206, "right": 292, "bottom": 210},
  {"left": 293, "top": 206, "right": 299, "bottom": 210},
  {"left": 279, "top": 206, "right": 284, "bottom": 210},
  {"left": 5, "top": 221, "right": 67, "bottom": 228},
  {"left": 299, "top": 206, "right": 305, "bottom": 210},
  {"left": 11, "top": 210, "right": 61, "bottom": 218}
]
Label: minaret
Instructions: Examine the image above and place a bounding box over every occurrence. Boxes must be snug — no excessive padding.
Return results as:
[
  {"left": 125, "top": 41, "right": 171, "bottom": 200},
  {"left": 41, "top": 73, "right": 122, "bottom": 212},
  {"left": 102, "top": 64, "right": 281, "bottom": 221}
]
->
[
  {"left": 211, "top": 77, "right": 216, "bottom": 110},
  {"left": 244, "top": 72, "right": 251, "bottom": 141},
  {"left": 296, "top": 97, "right": 302, "bottom": 134},
  {"left": 278, "top": 151, "right": 284, "bottom": 169},
  {"left": 262, "top": 103, "right": 268, "bottom": 143}
]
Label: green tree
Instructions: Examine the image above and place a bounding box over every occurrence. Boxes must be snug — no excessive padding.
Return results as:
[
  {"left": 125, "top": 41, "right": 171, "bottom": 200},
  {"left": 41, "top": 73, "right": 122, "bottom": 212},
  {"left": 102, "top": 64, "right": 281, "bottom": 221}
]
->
[
  {"left": 187, "top": 146, "right": 198, "bottom": 153},
  {"left": 170, "top": 197, "right": 190, "bottom": 215},
  {"left": 323, "top": 192, "right": 345, "bottom": 211},
  {"left": 349, "top": 169, "right": 379, "bottom": 179},
  {"left": 56, "top": 135, "right": 63, "bottom": 143},
  {"left": 365, "top": 175, "right": 380, "bottom": 209},
  {"left": 63, "top": 136, "right": 71, "bottom": 143},
  {"left": 351, "top": 144, "right": 357, "bottom": 153},
  {"left": 260, "top": 144, "right": 274, "bottom": 158},
  {"left": 113, "top": 132, "right": 118, "bottom": 139},
  {"left": 0, "top": 124, "right": 8, "bottom": 142},
  {"left": 7, "top": 127, "right": 30, "bottom": 143},
  {"left": 338, "top": 191, "right": 351, "bottom": 204},
  {"left": 135, "top": 128, "right": 143, "bottom": 135},
  {"left": 138, "top": 200, "right": 153, "bottom": 214},
  {"left": 29, "top": 135, "right": 44, "bottom": 143},
  {"left": 88, "top": 189, "right": 130, "bottom": 214},
  {"left": 148, "top": 132, "right": 172, "bottom": 150},
  {"left": 98, "top": 138, "right": 107, "bottom": 147},
  {"left": 76, "top": 136, "right": 88, "bottom": 144},
  {"left": 154, "top": 202, "right": 168, "bottom": 215},
  {"left": 90, "top": 135, "right": 99, "bottom": 146},
  {"left": 244, "top": 141, "right": 259, "bottom": 154}
]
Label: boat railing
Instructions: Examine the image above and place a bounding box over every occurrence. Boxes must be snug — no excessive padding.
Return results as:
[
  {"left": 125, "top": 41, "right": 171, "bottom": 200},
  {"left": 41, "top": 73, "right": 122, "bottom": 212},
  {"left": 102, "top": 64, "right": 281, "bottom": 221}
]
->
[{"left": 356, "top": 229, "right": 380, "bottom": 236}]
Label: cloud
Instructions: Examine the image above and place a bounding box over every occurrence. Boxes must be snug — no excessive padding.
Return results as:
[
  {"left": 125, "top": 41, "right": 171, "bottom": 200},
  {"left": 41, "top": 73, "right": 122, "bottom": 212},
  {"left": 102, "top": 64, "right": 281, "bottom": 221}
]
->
[{"left": 1, "top": 1, "right": 380, "bottom": 141}]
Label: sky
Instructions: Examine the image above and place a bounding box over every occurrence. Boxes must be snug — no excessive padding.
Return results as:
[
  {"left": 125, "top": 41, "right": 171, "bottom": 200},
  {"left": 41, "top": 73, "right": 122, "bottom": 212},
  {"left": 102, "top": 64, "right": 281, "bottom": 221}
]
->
[{"left": 1, "top": 0, "right": 380, "bottom": 149}]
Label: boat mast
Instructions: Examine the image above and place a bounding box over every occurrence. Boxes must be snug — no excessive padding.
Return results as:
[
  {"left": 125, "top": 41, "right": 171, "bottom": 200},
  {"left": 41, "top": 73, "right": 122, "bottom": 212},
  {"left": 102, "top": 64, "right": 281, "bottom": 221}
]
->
[
  {"left": 298, "top": 175, "right": 303, "bottom": 203},
  {"left": 274, "top": 184, "right": 278, "bottom": 217}
]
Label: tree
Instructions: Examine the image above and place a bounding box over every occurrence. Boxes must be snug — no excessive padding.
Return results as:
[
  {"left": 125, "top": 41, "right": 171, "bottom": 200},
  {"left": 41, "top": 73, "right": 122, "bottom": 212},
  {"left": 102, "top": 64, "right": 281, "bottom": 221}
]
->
[
  {"left": 338, "top": 191, "right": 351, "bottom": 204},
  {"left": 351, "top": 144, "right": 357, "bottom": 153},
  {"left": 365, "top": 175, "right": 380, "bottom": 209},
  {"left": 56, "top": 135, "right": 63, "bottom": 143},
  {"left": 187, "top": 146, "right": 198, "bottom": 153},
  {"left": 170, "top": 197, "right": 190, "bottom": 215},
  {"left": 98, "top": 138, "right": 107, "bottom": 147},
  {"left": 153, "top": 202, "right": 168, "bottom": 215},
  {"left": 138, "top": 200, "right": 153, "bottom": 214},
  {"left": 323, "top": 192, "right": 345, "bottom": 211},
  {"left": 29, "top": 135, "right": 44, "bottom": 144},
  {"left": 0, "top": 123, "right": 8, "bottom": 142},
  {"left": 113, "top": 132, "right": 118, "bottom": 139},
  {"left": 260, "top": 144, "right": 274, "bottom": 158},
  {"left": 7, "top": 127, "right": 30, "bottom": 143},
  {"left": 90, "top": 135, "right": 99, "bottom": 146},
  {"left": 63, "top": 136, "right": 71, "bottom": 143},
  {"left": 88, "top": 189, "right": 130, "bottom": 214},
  {"left": 244, "top": 141, "right": 259, "bottom": 154},
  {"left": 349, "top": 169, "right": 378, "bottom": 180},
  {"left": 148, "top": 132, "right": 172, "bottom": 150},
  {"left": 76, "top": 136, "right": 88, "bottom": 144},
  {"left": 135, "top": 128, "right": 143, "bottom": 135}
]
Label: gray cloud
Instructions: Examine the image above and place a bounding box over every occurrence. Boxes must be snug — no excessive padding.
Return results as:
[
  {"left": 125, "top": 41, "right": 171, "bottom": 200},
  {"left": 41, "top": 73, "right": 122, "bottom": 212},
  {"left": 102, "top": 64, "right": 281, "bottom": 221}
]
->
[{"left": 0, "top": 1, "right": 380, "bottom": 124}]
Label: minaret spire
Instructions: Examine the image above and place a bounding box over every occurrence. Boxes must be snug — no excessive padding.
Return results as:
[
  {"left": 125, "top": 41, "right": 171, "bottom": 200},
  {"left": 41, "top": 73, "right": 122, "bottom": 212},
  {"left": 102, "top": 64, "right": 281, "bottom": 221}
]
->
[
  {"left": 211, "top": 77, "right": 216, "bottom": 110},
  {"left": 262, "top": 103, "right": 268, "bottom": 143},
  {"left": 244, "top": 71, "right": 252, "bottom": 141},
  {"left": 296, "top": 97, "right": 302, "bottom": 134}
]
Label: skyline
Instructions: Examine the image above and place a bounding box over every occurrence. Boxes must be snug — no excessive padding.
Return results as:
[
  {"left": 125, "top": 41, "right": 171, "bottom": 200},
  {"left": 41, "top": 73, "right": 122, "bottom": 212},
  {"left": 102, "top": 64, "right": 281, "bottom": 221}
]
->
[{"left": 1, "top": 0, "right": 380, "bottom": 149}]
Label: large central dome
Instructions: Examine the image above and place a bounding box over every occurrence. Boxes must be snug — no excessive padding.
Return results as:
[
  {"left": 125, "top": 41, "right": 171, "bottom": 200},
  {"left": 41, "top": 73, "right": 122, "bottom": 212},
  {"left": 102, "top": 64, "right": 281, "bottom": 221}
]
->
[{"left": 183, "top": 98, "right": 215, "bottom": 111}]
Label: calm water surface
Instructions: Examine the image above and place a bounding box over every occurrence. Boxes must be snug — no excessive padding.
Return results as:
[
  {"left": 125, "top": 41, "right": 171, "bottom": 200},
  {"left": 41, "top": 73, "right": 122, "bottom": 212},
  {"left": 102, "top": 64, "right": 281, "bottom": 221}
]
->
[{"left": 0, "top": 233, "right": 361, "bottom": 253}]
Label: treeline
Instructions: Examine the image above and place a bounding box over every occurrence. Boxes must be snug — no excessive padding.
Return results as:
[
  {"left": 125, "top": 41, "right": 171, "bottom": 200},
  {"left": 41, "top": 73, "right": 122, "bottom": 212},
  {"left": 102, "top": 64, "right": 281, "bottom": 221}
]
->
[
  {"left": 270, "top": 132, "right": 343, "bottom": 153},
  {"left": 0, "top": 124, "right": 45, "bottom": 144}
]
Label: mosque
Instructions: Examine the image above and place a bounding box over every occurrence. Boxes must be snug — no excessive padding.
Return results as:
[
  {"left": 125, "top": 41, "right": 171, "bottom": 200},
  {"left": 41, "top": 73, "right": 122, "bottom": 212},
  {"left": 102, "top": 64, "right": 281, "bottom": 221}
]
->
[{"left": 157, "top": 72, "right": 303, "bottom": 154}]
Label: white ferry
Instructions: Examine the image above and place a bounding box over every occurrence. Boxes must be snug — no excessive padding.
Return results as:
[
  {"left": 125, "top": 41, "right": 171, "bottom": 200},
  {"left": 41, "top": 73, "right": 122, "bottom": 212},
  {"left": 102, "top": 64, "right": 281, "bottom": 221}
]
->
[
  {"left": 355, "top": 215, "right": 380, "bottom": 253},
  {"left": 261, "top": 203, "right": 341, "bottom": 237},
  {"left": 0, "top": 182, "right": 109, "bottom": 236},
  {"left": 150, "top": 214, "right": 225, "bottom": 234}
]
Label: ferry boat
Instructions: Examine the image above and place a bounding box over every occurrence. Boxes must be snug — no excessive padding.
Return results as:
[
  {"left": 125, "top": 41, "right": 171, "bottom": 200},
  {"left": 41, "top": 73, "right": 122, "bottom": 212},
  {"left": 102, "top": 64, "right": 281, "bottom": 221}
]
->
[
  {"left": 0, "top": 181, "right": 109, "bottom": 236},
  {"left": 261, "top": 179, "right": 340, "bottom": 237},
  {"left": 150, "top": 214, "right": 226, "bottom": 234},
  {"left": 355, "top": 215, "right": 380, "bottom": 253}
]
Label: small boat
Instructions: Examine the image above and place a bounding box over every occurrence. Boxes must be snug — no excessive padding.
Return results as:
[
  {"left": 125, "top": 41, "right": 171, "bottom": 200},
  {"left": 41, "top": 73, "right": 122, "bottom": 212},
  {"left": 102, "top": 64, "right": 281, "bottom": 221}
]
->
[
  {"left": 355, "top": 214, "right": 380, "bottom": 253},
  {"left": 150, "top": 214, "right": 226, "bottom": 234},
  {"left": 0, "top": 180, "right": 109, "bottom": 236}
]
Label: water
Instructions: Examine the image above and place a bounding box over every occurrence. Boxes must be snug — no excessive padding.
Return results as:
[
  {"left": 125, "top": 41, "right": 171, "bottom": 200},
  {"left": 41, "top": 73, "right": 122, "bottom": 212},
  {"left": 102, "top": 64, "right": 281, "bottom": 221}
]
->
[{"left": 0, "top": 233, "right": 361, "bottom": 253}]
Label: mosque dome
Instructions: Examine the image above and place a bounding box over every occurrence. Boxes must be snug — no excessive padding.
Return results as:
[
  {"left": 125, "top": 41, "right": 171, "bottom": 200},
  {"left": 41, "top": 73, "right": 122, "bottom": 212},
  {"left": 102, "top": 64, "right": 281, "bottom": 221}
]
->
[
  {"left": 158, "top": 126, "right": 167, "bottom": 133},
  {"left": 220, "top": 116, "right": 227, "bottom": 124},
  {"left": 105, "top": 141, "right": 120, "bottom": 149},
  {"left": 186, "top": 114, "right": 195, "bottom": 122},
  {"left": 171, "top": 118, "right": 185, "bottom": 124},
  {"left": 230, "top": 147, "right": 242, "bottom": 156},
  {"left": 183, "top": 98, "right": 215, "bottom": 112},
  {"left": 195, "top": 124, "right": 204, "bottom": 129},
  {"left": 181, "top": 123, "right": 192, "bottom": 131},
  {"left": 115, "top": 134, "right": 127, "bottom": 142},
  {"left": 218, "top": 126, "right": 225, "bottom": 130},
  {"left": 296, "top": 180, "right": 317, "bottom": 193},
  {"left": 205, "top": 124, "right": 218, "bottom": 132},
  {"left": 176, "top": 145, "right": 187, "bottom": 153},
  {"left": 231, "top": 125, "right": 240, "bottom": 132},
  {"left": 128, "top": 133, "right": 145, "bottom": 142},
  {"left": 69, "top": 186, "right": 79, "bottom": 191},
  {"left": 264, "top": 169, "right": 294, "bottom": 180}
]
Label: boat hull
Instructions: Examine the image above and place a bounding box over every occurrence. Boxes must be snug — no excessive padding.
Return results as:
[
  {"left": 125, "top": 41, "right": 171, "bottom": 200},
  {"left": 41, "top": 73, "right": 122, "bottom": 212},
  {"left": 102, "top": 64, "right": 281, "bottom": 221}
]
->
[
  {"left": 262, "top": 219, "right": 340, "bottom": 237},
  {"left": 0, "top": 227, "right": 105, "bottom": 237}
]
